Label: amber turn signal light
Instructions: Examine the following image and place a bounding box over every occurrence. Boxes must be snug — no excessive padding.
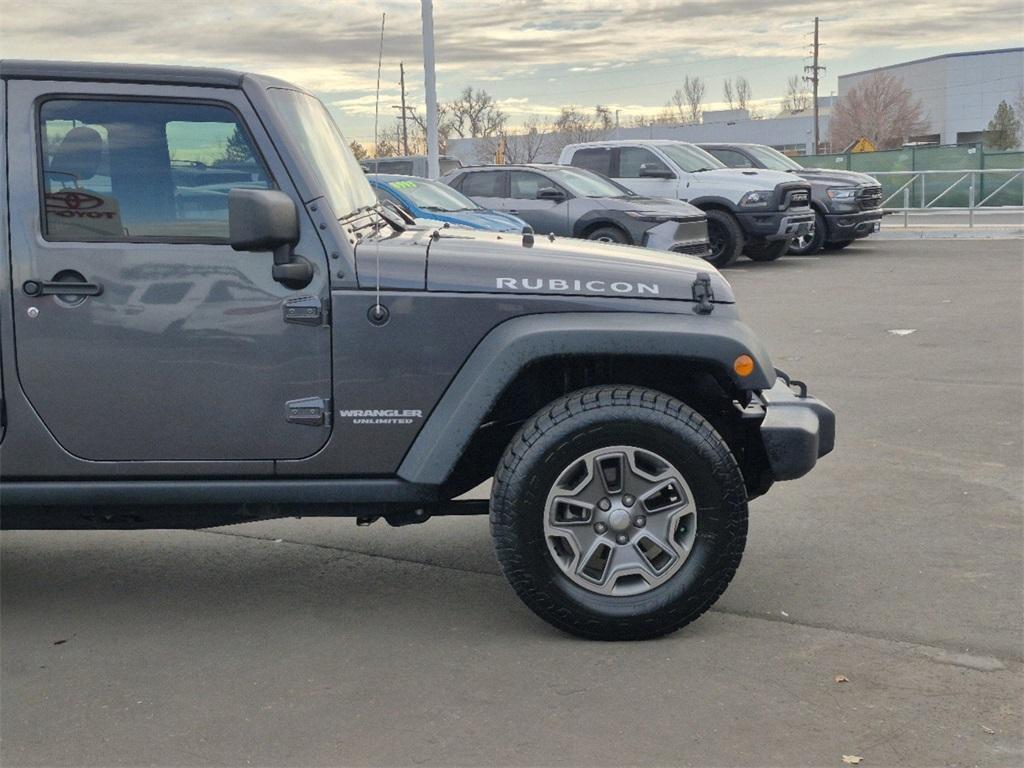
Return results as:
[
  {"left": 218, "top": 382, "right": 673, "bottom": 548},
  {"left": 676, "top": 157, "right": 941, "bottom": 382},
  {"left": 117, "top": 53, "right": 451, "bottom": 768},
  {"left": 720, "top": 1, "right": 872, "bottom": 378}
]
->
[{"left": 733, "top": 354, "right": 755, "bottom": 377}]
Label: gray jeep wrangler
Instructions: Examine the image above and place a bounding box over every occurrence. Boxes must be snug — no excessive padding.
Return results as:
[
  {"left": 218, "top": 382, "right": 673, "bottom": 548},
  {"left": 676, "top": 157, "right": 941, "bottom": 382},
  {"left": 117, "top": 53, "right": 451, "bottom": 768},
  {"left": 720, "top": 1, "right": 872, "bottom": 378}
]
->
[{"left": 0, "top": 61, "right": 834, "bottom": 640}]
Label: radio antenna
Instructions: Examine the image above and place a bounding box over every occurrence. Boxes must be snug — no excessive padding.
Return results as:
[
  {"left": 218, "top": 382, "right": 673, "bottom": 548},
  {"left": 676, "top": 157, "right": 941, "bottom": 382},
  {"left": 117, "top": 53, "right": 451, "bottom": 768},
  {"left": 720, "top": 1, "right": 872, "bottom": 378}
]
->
[{"left": 371, "top": 11, "right": 387, "bottom": 321}]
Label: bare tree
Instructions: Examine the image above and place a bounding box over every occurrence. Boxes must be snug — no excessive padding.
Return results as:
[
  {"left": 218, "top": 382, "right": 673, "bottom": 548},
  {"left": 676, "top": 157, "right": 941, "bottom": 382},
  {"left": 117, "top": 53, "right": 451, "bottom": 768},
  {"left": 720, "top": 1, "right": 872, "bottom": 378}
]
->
[
  {"left": 478, "top": 117, "right": 553, "bottom": 164},
  {"left": 446, "top": 87, "right": 507, "bottom": 138},
  {"left": 594, "top": 104, "right": 615, "bottom": 131},
  {"left": 784, "top": 75, "right": 812, "bottom": 112},
  {"left": 735, "top": 76, "right": 752, "bottom": 111},
  {"left": 723, "top": 78, "right": 735, "bottom": 109},
  {"left": 348, "top": 140, "right": 369, "bottom": 161},
  {"left": 829, "top": 72, "right": 929, "bottom": 150}
]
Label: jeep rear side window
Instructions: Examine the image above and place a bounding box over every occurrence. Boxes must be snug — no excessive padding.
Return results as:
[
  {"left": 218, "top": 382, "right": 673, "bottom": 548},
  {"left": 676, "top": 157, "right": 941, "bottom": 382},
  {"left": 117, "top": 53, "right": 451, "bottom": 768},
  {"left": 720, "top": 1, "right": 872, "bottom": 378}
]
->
[
  {"left": 38, "top": 99, "right": 271, "bottom": 242},
  {"left": 571, "top": 148, "right": 612, "bottom": 176},
  {"left": 460, "top": 171, "right": 504, "bottom": 198}
]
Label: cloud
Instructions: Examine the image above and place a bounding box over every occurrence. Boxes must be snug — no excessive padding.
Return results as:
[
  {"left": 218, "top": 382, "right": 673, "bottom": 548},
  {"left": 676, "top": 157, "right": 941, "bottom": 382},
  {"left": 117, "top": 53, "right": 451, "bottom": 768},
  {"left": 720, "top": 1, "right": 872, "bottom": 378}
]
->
[{"left": 2, "top": 0, "right": 1019, "bottom": 140}]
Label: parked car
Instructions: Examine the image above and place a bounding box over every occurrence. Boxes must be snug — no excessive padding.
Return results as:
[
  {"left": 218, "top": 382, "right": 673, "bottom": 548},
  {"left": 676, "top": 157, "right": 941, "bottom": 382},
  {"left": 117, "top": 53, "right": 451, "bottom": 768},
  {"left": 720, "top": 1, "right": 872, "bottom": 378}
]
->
[
  {"left": 698, "top": 143, "right": 883, "bottom": 254},
  {"left": 360, "top": 154, "right": 463, "bottom": 178},
  {"left": 368, "top": 174, "right": 527, "bottom": 232},
  {"left": 441, "top": 163, "right": 711, "bottom": 260},
  {"left": 0, "top": 60, "right": 834, "bottom": 641},
  {"left": 558, "top": 140, "right": 814, "bottom": 267}
]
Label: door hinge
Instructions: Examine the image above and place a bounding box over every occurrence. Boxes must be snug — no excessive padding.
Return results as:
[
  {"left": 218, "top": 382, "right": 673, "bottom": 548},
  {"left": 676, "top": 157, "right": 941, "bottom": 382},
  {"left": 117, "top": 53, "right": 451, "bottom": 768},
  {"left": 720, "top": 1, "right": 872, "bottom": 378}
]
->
[
  {"left": 286, "top": 397, "right": 331, "bottom": 427},
  {"left": 691, "top": 272, "right": 715, "bottom": 314},
  {"left": 283, "top": 295, "right": 327, "bottom": 326}
]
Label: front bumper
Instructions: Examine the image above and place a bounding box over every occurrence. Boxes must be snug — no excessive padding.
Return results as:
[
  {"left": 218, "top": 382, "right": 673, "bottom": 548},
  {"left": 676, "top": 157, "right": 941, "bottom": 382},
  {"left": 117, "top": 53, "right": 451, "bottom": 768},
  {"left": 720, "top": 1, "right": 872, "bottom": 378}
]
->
[
  {"left": 823, "top": 210, "right": 883, "bottom": 241},
  {"left": 735, "top": 209, "right": 815, "bottom": 241},
  {"left": 757, "top": 372, "right": 835, "bottom": 481},
  {"left": 642, "top": 218, "right": 709, "bottom": 256}
]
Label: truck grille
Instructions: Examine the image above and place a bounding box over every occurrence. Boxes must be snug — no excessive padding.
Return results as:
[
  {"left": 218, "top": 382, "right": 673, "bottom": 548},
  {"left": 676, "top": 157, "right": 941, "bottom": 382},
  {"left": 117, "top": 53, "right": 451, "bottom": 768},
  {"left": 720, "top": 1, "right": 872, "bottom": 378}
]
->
[
  {"left": 779, "top": 185, "right": 811, "bottom": 209},
  {"left": 858, "top": 186, "right": 882, "bottom": 209}
]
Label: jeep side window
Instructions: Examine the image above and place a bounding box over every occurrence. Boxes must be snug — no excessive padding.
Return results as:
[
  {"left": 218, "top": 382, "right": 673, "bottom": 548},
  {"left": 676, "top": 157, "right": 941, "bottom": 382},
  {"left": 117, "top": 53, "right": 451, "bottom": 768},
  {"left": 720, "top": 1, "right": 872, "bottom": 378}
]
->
[
  {"left": 39, "top": 99, "right": 271, "bottom": 242},
  {"left": 618, "top": 147, "right": 671, "bottom": 178},
  {"left": 571, "top": 147, "right": 612, "bottom": 176},
  {"left": 706, "top": 148, "right": 754, "bottom": 168},
  {"left": 460, "top": 171, "right": 504, "bottom": 198}
]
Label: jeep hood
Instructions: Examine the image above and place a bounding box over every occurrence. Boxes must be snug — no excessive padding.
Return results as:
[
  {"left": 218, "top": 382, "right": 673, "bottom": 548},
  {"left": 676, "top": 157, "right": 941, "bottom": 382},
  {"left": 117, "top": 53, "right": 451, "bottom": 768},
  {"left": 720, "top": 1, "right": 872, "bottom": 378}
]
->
[{"left": 355, "top": 227, "right": 733, "bottom": 303}]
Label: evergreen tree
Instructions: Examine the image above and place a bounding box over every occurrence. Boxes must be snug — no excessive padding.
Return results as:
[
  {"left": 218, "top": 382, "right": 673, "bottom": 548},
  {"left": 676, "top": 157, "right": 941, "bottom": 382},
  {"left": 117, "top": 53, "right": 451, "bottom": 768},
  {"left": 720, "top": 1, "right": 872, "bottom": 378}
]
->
[{"left": 985, "top": 101, "right": 1022, "bottom": 151}]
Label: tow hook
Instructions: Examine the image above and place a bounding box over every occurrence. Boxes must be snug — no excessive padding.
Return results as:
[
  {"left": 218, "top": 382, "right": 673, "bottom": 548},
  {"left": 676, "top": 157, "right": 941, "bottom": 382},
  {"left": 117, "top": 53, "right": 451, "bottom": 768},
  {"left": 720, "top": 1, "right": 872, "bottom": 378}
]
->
[
  {"left": 692, "top": 272, "right": 714, "bottom": 314},
  {"left": 775, "top": 368, "right": 808, "bottom": 398}
]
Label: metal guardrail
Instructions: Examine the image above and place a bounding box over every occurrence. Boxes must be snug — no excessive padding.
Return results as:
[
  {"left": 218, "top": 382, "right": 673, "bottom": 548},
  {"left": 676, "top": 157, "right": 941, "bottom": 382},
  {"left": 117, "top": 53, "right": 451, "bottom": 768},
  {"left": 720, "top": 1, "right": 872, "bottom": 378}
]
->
[{"left": 870, "top": 169, "right": 1024, "bottom": 227}]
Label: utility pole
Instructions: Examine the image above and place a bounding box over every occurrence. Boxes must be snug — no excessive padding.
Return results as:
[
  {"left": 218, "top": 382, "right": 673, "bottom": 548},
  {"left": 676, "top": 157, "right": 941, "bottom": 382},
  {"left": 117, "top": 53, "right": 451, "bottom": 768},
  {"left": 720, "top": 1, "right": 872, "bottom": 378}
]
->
[
  {"left": 421, "top": 0, "right": 439, "bottom": 179},
  {"left": 803, "top": 16, "right": 825, "bottom": 153},
  {"left": 397, "top": 62, "right": 409, "bottom": 155}
]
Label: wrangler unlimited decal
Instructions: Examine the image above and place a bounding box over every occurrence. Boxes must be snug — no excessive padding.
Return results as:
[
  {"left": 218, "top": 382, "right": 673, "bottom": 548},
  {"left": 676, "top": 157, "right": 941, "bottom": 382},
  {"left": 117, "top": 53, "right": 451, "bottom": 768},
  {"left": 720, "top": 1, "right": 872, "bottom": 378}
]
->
[
  {"left": 496, "top": 278, "right": 660, "bottom": 295},
  {"left": 338, "top": 409, "right": 424, "bottom": 425}
]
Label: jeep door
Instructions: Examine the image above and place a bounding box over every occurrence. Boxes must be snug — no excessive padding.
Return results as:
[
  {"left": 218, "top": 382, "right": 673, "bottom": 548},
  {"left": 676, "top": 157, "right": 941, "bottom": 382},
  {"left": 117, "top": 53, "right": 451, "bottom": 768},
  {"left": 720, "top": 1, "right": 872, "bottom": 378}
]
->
[
  {"left": 507, "top": 171, "right": 570, "bottom": 235},
  {"left": 5, "top": 80, "right": 333, "bottom": 462}
]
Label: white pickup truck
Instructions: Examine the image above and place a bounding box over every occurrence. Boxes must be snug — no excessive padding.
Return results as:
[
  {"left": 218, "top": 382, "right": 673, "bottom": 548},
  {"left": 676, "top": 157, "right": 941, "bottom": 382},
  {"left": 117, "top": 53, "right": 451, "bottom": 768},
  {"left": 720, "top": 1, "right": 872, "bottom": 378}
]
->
[{"left": 559, "top": 140, "right": 815, "bottom": 267}]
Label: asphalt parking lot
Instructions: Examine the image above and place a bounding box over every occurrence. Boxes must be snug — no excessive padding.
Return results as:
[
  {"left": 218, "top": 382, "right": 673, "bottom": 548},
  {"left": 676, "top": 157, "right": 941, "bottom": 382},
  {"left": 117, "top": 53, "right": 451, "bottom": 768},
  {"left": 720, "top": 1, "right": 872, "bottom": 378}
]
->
[{"left": 2, "top": 239, "right": 1022, "bottom": 767}]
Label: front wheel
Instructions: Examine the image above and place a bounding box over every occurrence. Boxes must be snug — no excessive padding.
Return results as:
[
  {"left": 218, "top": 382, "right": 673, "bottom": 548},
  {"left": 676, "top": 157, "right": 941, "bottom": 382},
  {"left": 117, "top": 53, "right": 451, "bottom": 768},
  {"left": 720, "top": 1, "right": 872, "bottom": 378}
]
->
[
  {"left": 744, "top": 239, "right": 790, "bottom": 262},
  {"left": 703, "top": 210, "right": 744, "bottom": 268},
  {"left": 788, "top": 211, "right": 826, "bottom": 255},
  {"left": 586, "top": 226, "right": 630, "bottom": 244},
  {"left": 490, "top": 386, "right": 749, "bottom": 640}
]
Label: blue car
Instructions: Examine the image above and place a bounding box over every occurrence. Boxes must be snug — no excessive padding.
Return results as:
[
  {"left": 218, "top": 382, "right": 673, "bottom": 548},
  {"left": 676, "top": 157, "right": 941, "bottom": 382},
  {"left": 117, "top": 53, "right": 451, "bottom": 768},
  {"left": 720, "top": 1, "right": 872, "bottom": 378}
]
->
[{"left": 368, "top": 174, "right": 527, "bottom": 233}]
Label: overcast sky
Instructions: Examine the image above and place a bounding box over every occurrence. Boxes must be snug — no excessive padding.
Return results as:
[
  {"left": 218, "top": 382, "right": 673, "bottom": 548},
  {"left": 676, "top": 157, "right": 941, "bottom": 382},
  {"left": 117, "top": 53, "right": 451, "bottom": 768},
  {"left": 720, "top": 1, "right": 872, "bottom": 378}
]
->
[{"left": 2, "top": 0, "right": 1021, "bottom": 142}]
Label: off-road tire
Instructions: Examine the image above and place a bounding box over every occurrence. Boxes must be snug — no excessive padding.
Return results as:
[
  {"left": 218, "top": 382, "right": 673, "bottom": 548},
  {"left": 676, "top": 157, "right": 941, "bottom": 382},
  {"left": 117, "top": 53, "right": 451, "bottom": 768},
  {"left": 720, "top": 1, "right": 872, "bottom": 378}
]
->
[
  {"left": 586, "top": 226, "right": 631, "bottom": 245},
  {"left": 788, "top": 211, "right": 826, "bottom": 255},
  {"left": 490, "top": 386, "right": 748, "bottom": 640},
  {"left": 702, "top": 210, "right": 744, "bottom": 268},
  {"left": 823, "top": 239, "right": 853, "bottom": 251},
  {"left": 744, "top": 239, "right": 790, "bottom": 262}
]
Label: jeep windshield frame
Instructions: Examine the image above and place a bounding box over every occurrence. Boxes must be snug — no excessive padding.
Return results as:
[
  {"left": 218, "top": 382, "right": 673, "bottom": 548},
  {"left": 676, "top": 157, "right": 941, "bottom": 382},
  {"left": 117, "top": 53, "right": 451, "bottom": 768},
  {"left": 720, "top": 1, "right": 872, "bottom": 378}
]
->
[{"left": 267, "top": 88, "right": 376, "bottom": 218}]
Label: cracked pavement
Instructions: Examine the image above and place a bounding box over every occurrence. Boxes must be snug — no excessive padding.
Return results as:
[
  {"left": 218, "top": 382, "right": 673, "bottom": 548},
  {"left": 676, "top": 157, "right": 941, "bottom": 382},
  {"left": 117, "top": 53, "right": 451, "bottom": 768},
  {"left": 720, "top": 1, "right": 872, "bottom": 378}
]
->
[{"left": 2, "top": 240, "right": 1022, "bottom": 766}]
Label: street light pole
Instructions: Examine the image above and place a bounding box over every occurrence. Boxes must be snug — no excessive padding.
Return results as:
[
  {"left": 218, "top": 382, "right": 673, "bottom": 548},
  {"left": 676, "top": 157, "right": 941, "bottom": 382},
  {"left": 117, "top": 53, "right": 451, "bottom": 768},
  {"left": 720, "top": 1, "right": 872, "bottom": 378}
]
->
[{"left": 421, "top": 0, "right": 439, "bottom": 179}]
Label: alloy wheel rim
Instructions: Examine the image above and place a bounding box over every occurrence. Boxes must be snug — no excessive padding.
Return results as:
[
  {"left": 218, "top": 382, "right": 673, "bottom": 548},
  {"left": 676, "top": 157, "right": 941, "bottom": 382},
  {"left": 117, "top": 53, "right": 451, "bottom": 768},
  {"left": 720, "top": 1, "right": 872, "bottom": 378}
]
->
[
  {"left": 792, "top": 221, "right": 816, "bottom": 251},
  {"left": 543, "top": 445, "right": 698, "bottom": 596}
]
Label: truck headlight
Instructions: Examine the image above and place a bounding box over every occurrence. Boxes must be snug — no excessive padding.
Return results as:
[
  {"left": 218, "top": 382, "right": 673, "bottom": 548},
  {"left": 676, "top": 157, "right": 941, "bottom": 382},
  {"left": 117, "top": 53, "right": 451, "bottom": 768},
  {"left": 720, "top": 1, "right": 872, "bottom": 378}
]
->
[
  {"left": 739, "top": 190, "right": 772, "bottom": 208},
  {"left": 826, "top": 187, "right": 858, "bottom": 200}
]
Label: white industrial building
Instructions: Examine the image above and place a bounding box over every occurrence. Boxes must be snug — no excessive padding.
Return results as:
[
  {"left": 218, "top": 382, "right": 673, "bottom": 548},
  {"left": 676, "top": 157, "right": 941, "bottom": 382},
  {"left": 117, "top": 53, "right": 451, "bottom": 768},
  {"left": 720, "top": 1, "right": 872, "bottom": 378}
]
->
[{"left": 838, "top": 48, "right": 1024, "bottom": 146}]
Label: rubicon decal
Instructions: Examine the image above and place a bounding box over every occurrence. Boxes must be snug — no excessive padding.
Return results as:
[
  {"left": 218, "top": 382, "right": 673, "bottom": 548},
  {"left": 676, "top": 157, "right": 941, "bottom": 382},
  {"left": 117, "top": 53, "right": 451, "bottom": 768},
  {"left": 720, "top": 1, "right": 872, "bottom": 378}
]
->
[
  {"left": 339, "top": 408, "right": 424, "bottom": 425},
  {"left": 496, "top": 278, "right": 660, "bottom": 295}
]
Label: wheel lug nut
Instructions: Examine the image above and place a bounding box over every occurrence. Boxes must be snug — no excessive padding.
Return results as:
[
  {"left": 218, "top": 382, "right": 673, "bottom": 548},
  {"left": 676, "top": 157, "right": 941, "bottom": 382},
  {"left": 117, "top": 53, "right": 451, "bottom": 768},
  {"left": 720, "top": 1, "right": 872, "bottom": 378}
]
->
[
  {"left": 634, "top": 516, "right": 646, "bottom": 528},
  {"left": 594, "top": 522, "right": 607, "bottom": 534},
  {"left": 598, "top": 498, "right": 611, "bottom": 511},
  {"left": 616, "top": 534, "right": 629, "bottom": 545},
  {"left": 622, "top": 494, "right": 636, "bottom": 507}
]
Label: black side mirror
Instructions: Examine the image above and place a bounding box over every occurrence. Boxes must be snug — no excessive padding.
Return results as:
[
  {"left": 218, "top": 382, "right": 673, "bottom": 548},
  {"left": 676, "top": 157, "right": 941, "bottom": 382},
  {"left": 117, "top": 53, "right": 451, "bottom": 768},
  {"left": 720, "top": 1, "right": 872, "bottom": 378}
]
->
[
  {"left": 537, "top": 187, "right": 566, "bottom": 201},
  {"left": 639, "top": 164, "right": 675, "bottom": 179},
  {"left": 229, "top": 189, "right": 312, "bottom": 289}
]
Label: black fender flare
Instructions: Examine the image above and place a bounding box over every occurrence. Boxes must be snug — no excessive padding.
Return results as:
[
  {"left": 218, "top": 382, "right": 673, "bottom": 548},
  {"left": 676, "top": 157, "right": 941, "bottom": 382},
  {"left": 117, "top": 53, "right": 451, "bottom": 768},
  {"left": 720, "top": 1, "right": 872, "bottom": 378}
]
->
[
  {"left": 397, "top": 311, "right": 776, "bottom": 485},
  {"left": 688, "top": 195, "right": 740, "bottom": 212}
]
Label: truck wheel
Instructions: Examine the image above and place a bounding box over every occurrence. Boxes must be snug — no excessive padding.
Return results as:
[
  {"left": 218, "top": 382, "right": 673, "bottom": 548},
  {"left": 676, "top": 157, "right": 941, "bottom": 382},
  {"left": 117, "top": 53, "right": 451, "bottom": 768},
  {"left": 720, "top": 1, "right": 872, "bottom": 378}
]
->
[
  {"left": 788, "top": 211, "right": 826, "bottom": 255},
  {"left": 744, "top": 239, "right": 790, "bottom": 262},
  {"left": 823, "top": 239, "right": 853, "bottom": 251},
  {"left": 586, "top": 226, "right": 630, "bottom": 244},
  {"left": 703, "top": 210, "right": 743, "bottom": 268},
  {"left": 490, "top": 386, "right": 748, "bottom": 640}
]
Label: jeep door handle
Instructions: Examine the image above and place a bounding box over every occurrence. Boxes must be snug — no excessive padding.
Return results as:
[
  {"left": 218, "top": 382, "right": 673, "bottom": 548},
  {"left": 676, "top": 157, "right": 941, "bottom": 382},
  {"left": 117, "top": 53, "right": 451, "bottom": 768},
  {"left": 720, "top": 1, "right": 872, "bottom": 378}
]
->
[{"left": 23, "top": 279, "right": 103, "bottom": 297}]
